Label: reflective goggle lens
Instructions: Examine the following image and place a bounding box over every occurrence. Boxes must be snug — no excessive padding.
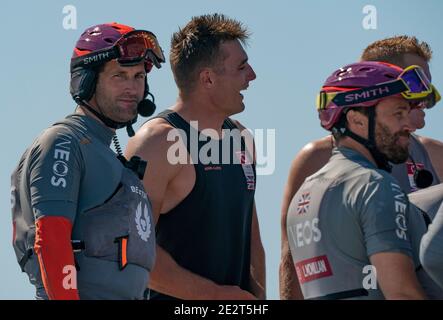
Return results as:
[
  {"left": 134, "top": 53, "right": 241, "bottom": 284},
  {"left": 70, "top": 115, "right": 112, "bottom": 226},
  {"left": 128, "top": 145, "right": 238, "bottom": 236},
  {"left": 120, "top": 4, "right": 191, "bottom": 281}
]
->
[
  {"left": 399, "top": 65, "right": 433, "bottom": 100},
  {"left": 117, "top": 31, "right": 165, "bottom": 67},
  {"left": 410, "top": 84, "right": 441, "bottom": 109}
]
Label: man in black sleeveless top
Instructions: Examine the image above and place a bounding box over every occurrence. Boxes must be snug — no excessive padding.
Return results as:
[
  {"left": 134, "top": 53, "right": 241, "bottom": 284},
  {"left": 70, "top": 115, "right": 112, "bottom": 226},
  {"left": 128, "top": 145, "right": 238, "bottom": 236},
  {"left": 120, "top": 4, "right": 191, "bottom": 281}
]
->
[{"left": 126, "top": 14, "right": 265, "bottom": 299}]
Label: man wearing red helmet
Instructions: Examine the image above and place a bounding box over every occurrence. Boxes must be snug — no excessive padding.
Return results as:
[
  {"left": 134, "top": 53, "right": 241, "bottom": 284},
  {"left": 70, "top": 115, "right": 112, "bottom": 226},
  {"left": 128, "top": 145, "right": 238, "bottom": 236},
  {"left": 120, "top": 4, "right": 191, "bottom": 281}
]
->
[
  {"left": 284, "top": 61, "right": 435, "bottom": 299},
  {"left": 10, "top": 22, "right": 165, "bottom": 299},
  {"left": 280, "top": 36, "right": 442, "bottom": 299}
]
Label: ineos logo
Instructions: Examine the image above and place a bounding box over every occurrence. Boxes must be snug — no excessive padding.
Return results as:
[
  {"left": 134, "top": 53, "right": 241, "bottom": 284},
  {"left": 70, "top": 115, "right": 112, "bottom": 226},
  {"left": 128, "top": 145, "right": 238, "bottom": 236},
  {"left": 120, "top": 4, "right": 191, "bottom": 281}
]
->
[
  {"left": 395, "top": 214, "right": 407, "bottom": 231},
  {"left": 392, "top": 182, "right": 408, "bottom": 240},
  {"left": 51, "top": 135, "right": 72, "bottom": 188},
  {"left": 53, "top": 161, "right": 69, "bottom": 177},
  {"left": 395, "top": 213, "right": 408, "bottom": 240},
  {"left": 288, "top": 218, "right": 322, "bottom": 248}
]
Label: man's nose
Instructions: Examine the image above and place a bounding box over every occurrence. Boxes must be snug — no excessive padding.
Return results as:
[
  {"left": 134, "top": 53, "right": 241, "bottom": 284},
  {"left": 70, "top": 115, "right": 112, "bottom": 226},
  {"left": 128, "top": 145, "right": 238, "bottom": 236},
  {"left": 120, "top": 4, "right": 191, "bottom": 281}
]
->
[
  {"left": 408, "top": 108, "right": 425, "bottom": 130},
  {"left": 247, "top": 65, "right": 257, "bottom": 81},
  {"left": 124, "top": 78, "right": 140, "bottom": 94}
]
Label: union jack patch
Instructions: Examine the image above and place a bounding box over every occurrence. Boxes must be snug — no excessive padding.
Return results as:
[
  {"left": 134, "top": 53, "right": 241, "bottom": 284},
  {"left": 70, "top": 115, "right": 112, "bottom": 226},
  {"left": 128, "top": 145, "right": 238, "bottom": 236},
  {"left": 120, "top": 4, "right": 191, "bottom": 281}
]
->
[{"left": 297, "top": 193, "right": 311, "bottom": 215}]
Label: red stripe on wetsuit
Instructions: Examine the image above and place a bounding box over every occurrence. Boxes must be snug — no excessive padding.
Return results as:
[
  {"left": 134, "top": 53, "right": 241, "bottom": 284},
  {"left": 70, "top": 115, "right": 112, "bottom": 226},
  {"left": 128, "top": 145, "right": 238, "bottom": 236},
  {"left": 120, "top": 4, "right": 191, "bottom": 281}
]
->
[{"left": 34, "top": 216, "right": 80, "bottom": 300}]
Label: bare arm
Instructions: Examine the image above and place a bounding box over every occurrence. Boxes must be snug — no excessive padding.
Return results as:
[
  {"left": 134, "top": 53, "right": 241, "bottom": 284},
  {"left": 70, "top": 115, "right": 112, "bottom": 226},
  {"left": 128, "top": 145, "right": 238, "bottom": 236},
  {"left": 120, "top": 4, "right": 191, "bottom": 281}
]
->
[
  {"left": 418, "top": 135, "right": 443, "bottom": 182},
  {"left": 280, "top": 231, "right": 303, "bottom": 300},
  {"left": 279, "top": 136, "right": 333, "bottom": 299},
  {"left": 370, "top": 252, "right": 426, "bottom": 299},
  {"left": 125, "top": 119, "right": 256, "bottom": 300},
  {"left": 150, "top": 246, "right": 257, "bottom": 299}
]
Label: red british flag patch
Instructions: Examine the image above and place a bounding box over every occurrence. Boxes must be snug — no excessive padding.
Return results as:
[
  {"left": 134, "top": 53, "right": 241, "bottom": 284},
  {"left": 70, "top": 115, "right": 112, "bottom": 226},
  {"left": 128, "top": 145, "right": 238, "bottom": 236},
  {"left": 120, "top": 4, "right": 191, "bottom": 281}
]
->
[{"left": 297, "top": 193, "right": 311, "bottom": 215}]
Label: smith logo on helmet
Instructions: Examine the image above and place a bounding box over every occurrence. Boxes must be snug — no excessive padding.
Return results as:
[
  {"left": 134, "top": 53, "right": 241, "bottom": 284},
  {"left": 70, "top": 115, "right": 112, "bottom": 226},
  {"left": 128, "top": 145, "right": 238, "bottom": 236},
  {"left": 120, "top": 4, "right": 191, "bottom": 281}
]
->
[
  {"left": 344, "top": 86, "right": 391, "bottom": 103},
  {"left": 83, "top": 51, "right": 111, "bottom": 65}
]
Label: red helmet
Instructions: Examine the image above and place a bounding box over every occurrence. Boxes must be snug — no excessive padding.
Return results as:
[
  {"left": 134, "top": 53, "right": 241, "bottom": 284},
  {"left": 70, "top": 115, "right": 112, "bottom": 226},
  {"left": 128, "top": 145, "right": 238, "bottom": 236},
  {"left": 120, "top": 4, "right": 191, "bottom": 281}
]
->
[{"left": 72, "top": 22, "right": 135, "bottom": 58}]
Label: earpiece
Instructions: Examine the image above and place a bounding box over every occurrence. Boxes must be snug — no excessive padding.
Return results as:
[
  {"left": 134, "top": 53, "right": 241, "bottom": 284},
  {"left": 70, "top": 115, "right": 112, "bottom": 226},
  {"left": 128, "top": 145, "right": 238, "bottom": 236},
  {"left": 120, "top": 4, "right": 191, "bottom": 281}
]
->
[
  {"left": 137, "top": 80, "right": 156, "bottom": 117},
  {"left": 410, "top": 155, "right": 434, "bottom": 189},
  {"left": 70, "top": 68, "right": 97, "bottom": 104}
]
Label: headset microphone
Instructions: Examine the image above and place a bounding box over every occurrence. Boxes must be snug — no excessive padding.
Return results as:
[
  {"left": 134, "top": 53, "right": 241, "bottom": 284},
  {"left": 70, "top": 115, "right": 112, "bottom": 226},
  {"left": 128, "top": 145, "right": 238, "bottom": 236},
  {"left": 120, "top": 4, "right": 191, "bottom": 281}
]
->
[
  {"left": 137, "top": 92, "right": 156, "bottom": 117},
  {"left": 126, "top": 92, "right": 157, "bottom": 137}
]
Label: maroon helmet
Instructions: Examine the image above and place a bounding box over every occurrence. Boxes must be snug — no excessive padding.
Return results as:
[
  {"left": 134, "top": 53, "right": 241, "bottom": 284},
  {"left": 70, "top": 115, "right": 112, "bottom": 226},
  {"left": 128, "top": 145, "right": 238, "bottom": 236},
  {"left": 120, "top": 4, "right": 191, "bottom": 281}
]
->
[
  {"left": 69, "top": 22, "right": 165, "bottom": 135},
  {"left": 317, "top": 61, "right": 404, "bottom": 130}
]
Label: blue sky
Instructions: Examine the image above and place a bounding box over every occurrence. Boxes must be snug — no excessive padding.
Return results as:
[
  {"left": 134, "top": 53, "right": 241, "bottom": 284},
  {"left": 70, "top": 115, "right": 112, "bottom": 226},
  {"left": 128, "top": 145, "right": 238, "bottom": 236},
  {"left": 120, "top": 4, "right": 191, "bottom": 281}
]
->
[{"left": 1, "top": 0, "right": 442, "bottom": 299}]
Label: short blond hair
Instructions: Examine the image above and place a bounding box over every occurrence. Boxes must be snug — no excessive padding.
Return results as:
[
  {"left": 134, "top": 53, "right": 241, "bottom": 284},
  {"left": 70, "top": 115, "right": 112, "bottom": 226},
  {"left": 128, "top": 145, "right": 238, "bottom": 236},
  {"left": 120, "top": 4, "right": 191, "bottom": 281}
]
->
[{"left": 361, "top": 35, "right": 432, "bottom": 66}]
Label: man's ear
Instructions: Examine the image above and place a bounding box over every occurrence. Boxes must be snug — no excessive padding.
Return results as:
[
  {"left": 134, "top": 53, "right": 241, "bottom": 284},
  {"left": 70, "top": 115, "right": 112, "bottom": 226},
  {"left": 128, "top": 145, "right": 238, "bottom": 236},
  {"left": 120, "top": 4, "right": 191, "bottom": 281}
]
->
[
  {"left": 199, "top": 68, "right": 215, "bottom": 88},
  {"left": 346, "top": 109, "right": 368, "bottom": 134}
]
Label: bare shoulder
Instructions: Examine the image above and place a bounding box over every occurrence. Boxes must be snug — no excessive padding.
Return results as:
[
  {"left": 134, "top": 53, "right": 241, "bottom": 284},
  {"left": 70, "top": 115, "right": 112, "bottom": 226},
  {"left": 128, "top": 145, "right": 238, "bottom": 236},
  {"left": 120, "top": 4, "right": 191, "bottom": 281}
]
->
[
  {"left": 282, "top": 135, "right": 333, "bottom": 219},
  {"left": 301, "top": 135, "right": 333, "bottom": 154},
  {"left": 130, "top": 118, "right": 174, "bottom": 147},
  {"left": 294, "top": 135, "right": 333, "bottom": 164},
  {"left": 416, "top": 134, "right": 443, "bottom": 181},
  {"left": 416, "top": 135, "right": 443, "bottom": 150},
  {"left": 126, "top": 118, "right": 177, "bottom": 158},
  {"left": 126, "top": 117, "right": 190, "bottom": 217},
  {"left": 126, "top": 117, "right": 185, "bottom": 180}
]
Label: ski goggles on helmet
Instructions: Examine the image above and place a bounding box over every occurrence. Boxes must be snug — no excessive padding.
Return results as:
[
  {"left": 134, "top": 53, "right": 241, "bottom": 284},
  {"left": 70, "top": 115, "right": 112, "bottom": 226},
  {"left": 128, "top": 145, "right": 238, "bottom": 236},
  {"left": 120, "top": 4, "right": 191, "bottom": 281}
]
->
[
  {"left": 71, "top": 30, "right": 165, "bottom": 72},
  {"left": 316, "top": 65, "right": 439, "bottom": 110},
  {"left": 410, "top": 84, "right": 441, "bottom": 109}
]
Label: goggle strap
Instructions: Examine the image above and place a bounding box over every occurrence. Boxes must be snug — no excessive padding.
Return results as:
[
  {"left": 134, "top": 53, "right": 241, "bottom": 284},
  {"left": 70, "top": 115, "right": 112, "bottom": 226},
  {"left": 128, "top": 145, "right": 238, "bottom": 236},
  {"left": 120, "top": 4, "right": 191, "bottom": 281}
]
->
[
  {"left": 146, "top": 50, "right": 162, "bottom": 68},
  {"left": 331, "top": 80, "right": 407, "bottom": 107},
  {"left": 81, "top": 101, "right": 133, "bottom": 129},
  {"left": 70, "top": 47, "right": 120, "bottom": 70}
]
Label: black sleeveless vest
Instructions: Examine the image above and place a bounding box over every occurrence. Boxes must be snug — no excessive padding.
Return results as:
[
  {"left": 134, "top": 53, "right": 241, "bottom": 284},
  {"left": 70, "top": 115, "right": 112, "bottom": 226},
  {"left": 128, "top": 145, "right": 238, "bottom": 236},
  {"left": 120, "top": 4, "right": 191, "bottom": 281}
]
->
[{"left": 149, "top": 110, "right": 255, "bottom": 300}]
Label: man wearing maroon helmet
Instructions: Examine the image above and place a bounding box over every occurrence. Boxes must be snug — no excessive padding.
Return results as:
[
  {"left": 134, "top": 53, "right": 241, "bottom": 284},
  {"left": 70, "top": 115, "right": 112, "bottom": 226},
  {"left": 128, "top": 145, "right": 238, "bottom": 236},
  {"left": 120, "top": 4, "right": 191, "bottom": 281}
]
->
[
  {"left": 284, "top": 61, "right": 436, "bottom": 299},
  {"left": 280, "top": 36, "right": 442, "bottom": 300},
  {"left": 11, "top": 22, "right": 165, "bottom": 300}
]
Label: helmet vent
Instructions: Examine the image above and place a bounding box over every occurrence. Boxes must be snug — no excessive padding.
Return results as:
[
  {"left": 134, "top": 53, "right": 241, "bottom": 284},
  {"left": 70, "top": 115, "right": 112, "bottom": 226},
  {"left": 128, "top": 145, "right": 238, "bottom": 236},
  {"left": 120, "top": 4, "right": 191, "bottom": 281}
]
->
[
  {"left": 337, "top": 67, "right": 352, "bottom": 77},
  {"left": 384, "top": 73, "right": 396, "bottom": 79},
  {"left": 104, "top": 38, "right": 114, "bottom": 43}
]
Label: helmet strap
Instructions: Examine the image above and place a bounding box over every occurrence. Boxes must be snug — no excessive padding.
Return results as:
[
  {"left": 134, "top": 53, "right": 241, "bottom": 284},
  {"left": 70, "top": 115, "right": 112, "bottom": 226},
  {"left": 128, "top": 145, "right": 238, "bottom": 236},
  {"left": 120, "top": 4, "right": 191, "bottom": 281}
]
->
[
  {"left": 335, "top": 108, "right": 392, "bottom": 172},
  {"left": 81, "top": 100, "right": 137, "bottom": 137}
]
